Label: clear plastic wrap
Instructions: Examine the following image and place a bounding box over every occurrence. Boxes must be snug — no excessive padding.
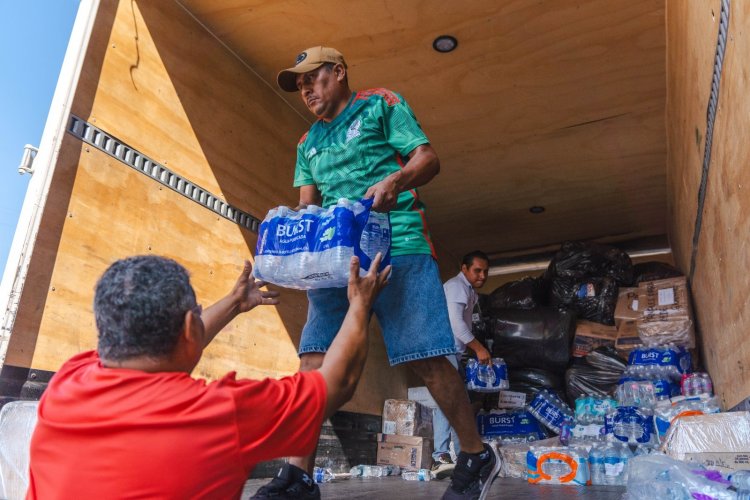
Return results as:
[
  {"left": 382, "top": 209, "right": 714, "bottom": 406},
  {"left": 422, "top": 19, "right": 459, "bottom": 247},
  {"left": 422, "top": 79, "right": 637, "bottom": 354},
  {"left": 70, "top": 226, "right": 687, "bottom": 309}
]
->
[
  {"left": 526, "top": 444, "right": 590, "bottom": 485},
  {"left": 653, "top": 395, "right": 721, "bottom": 441},
  {"left": 662, "top": 412, "right": 750, "bottom": 471},
  {"left": 625, "top": 455, "right": 735, "bottom": 500},
  {"left": 465, "top": 358, "right": 509, "bottom": 392},
  {"left": 0, "top": 401, "right": 39, "bottom": 500},
  {"left": 253, "top": 198, "right": 391, "bottom": 289}
]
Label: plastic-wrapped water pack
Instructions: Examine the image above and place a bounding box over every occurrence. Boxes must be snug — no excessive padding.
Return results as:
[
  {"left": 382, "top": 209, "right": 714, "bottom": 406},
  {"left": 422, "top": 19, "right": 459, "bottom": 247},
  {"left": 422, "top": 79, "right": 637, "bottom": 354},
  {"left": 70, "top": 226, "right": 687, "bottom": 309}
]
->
[
  {"left": 253, "top": 198, "right": 391, "bottom": 289},
  {"left": 0, "top": 401, "right": 39, "bottom": 500}
]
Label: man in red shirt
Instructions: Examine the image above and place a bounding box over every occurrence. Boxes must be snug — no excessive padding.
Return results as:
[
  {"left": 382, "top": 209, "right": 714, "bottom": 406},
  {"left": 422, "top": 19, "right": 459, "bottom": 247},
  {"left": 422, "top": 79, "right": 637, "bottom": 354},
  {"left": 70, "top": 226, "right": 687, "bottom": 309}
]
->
[{"left": 27, "top": 253, "right": 389, "bottom": 499}]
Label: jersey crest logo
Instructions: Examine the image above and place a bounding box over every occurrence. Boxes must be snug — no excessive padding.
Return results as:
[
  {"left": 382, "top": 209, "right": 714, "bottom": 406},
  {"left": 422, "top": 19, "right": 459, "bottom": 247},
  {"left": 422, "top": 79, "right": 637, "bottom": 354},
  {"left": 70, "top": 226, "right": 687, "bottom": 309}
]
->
[
  {"left": 307, "top": 147, "right": 317, "bottom": 159},
  {"left": 346, "top": 119, "right": 362, "bottom": 143}
]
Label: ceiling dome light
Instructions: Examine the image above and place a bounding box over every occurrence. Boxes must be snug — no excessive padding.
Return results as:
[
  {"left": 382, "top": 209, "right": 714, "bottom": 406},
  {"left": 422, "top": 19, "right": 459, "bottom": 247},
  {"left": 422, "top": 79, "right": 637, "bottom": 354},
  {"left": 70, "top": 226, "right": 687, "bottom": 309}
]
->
[
  {"left": 433, "top": 35, "right": 458, "bottom": 53},
  {"left": 529, "top": 206, "right": 545, "bottom": 214}
]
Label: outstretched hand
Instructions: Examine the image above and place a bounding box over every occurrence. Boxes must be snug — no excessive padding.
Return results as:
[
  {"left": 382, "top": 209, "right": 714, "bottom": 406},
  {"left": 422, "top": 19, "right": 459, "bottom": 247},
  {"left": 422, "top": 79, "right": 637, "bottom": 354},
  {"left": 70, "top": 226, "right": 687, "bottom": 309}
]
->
[
  {"left": 347, "top": 253, "right": 391, "bottom": 309},
  {"left": 231, "top": 260, "right": 280, "bottom": 313}
]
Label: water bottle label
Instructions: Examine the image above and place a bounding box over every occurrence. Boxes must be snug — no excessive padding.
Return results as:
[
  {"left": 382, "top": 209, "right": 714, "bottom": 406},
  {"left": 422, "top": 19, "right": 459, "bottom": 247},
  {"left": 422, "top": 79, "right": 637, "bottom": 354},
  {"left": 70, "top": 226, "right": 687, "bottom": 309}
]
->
[
  {"left": 477, "top": 410, "right": 545, "bottom": 439},
  {"left": 604, "top": 461, "right": 625, "bottom": 476}
]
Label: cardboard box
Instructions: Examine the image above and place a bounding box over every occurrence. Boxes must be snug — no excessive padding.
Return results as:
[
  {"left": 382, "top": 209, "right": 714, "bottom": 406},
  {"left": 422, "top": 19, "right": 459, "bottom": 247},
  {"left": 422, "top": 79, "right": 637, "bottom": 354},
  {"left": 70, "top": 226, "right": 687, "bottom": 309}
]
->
[
  {"left": 614, "top": 287, "right": 640, "bottom": 326},
  {"left": 375, "top": 433, "right": 433, "bottom": 470},
  {"left": 662, "top": 412, "right": 750, "bottom": 473},
  {"left": 571, "top": 320, "right": 618, "bottom": 358},
  {"left": 636, "top": 277, "right": 695, "bottom": 347},
  {"left": 407, "top": 386, "right": 438, "bottom": 409},
  {"left": 615, "top": 320, "right": 642, "bottom": 357},
  {"left": 382, "top": 399, "right": 433, "bottom": 437}
]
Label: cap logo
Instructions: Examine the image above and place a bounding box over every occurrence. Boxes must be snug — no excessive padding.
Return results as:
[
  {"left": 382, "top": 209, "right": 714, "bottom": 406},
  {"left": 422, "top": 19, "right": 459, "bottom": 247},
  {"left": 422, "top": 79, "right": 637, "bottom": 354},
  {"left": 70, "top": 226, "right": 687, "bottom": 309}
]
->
[{"left": 295, "top": 52, "right": 308, "bottom": 66}]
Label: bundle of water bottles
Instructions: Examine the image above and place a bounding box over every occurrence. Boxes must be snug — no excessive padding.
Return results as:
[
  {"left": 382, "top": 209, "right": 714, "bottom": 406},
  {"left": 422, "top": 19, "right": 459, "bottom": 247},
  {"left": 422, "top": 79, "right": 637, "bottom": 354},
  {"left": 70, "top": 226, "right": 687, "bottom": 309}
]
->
[
  {"left": 253, "top": 198, "right": 391, "bottom": 289},
  {"left": 465, "top": 358, "right": 509, "bottom": 392}
]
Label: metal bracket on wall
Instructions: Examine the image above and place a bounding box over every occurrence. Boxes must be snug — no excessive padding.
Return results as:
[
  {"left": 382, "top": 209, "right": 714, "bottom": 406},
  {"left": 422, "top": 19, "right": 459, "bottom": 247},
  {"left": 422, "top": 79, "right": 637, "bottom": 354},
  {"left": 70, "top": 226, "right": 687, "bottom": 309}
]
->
[{"left": 66, "top": 114, "right": 261, "bottom": 233}]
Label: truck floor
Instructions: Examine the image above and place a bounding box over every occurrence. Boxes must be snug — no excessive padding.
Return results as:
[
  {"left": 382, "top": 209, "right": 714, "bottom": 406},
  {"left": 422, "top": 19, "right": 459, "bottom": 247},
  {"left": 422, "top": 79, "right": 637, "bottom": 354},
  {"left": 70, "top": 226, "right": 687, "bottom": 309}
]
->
[{"left": 242, "top": 476, "right": 626, "bottom": 499}]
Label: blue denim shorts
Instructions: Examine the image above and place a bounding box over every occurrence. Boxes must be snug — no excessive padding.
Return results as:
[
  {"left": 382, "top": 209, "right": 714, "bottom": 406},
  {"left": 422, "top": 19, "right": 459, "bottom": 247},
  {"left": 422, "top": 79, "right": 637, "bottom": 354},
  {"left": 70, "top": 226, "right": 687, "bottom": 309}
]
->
[{"left": 298, "top": 254, "right": 457, "bottom": 365}]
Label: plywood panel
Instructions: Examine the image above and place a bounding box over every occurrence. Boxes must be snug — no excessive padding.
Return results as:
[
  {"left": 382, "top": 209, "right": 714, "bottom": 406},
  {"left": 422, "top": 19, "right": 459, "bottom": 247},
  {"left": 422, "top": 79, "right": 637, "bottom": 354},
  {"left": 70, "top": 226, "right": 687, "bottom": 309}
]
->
[
  {"left": 180, "top": 0, "right": 667, "bottom": 262},
  {"left": 666, "top": 0, "right": 750, "bottom": 408}
]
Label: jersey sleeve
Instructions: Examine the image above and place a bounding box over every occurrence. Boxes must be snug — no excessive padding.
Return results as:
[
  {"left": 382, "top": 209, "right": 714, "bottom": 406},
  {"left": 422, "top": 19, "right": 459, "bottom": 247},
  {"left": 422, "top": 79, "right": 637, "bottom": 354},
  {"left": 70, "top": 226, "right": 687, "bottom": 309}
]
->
[
  {"left": 293, "top": 132, "right": 315, "bottom": 187},
  {"left": 232, "top": 371, "right": 327, "bottom": 467},
  {"left": 380, "top": 94, "right": 430, "bottom": 156}
]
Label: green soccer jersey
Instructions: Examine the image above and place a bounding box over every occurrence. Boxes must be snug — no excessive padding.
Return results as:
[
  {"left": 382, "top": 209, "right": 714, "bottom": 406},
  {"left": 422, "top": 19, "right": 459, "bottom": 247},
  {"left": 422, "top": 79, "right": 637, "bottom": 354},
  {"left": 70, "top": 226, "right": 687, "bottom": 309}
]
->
[{"left": 294, "top": 88, "right": 436, "bottom": 257}]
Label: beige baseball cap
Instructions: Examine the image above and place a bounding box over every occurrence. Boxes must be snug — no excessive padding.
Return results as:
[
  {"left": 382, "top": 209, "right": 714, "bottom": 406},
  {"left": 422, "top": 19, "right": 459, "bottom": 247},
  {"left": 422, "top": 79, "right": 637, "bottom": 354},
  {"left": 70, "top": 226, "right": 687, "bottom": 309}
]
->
[{"left": 277, "top": 46, "right": 347, "bottom": 92}]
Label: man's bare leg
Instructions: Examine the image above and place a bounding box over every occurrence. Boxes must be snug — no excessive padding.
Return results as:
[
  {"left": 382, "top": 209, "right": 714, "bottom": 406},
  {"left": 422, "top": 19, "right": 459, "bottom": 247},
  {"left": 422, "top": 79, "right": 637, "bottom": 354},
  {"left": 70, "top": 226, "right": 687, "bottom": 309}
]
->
[
  {"left": 289, "top": 352, "right": 325, "bottom": 473},
  {"left": 408, "top": 356, "right": 483, "bottom": 453}
]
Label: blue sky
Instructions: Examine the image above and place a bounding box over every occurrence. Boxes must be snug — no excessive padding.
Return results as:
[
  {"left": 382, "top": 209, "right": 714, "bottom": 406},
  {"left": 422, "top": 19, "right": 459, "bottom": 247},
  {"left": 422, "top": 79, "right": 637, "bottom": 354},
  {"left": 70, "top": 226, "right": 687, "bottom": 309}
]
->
[{"left": 0, "top": 1, "right": 79, "bottom": 277}]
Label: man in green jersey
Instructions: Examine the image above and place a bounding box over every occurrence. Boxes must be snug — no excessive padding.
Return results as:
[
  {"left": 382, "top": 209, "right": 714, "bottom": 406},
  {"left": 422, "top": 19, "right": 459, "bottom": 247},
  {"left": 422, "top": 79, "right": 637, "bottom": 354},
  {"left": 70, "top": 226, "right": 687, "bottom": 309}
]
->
[{"left": 251, "top": 47, "right": 500, "bottom": 500}]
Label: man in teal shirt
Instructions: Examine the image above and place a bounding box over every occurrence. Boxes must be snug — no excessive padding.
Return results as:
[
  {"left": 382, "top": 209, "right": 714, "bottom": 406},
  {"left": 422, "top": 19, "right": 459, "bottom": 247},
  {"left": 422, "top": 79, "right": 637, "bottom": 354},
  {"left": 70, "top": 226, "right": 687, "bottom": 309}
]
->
[{"left": 251, "top": 47, "right": 500, "bottom": 500}]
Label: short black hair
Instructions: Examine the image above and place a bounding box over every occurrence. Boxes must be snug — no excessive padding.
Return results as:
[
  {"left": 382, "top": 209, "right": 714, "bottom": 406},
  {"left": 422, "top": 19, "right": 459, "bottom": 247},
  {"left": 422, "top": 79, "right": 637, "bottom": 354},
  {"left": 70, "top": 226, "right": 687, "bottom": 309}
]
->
[
  {"left": 94, "top": 255, "right": 196, "bottom": 361},
  {"left": 461, "top": 250, "right": 490, "bottom": 269}
]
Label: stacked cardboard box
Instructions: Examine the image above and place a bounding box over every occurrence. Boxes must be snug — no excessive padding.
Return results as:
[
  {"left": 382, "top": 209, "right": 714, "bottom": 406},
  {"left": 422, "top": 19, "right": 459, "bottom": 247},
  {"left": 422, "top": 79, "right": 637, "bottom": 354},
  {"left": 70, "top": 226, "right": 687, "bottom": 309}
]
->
[
  {"left": 377, "top": 399, "right": 434, "bottom": 470},
  {"left": 636, "top": 277, "right": 695, "bottom": 348},
  {"left": 571, "top": 320, "right": 619, "bottom": 358}
]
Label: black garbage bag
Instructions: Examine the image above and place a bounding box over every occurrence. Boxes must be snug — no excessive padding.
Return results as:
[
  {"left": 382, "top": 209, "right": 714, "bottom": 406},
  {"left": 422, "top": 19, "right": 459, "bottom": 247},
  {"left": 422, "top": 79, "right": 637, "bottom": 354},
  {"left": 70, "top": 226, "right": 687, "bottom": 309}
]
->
[
  {"left": 509, "top": 368, "right": 563, "bottom": 390},
  {"left": 487, "top": 277, "right": 547, "bottom": 312},
  {"left": 565, "top": 346, "right": 626, "bottom": 400},
  {"left": 585, "top": 345, "right": 627, "bottom": 372},
  {"left": 549, "top": 276, "right": 618, "bottom": 325},
  {"left": 632, "top": 261, "right": 683, "bottom": 284},
  {"left": 545, "top": 240, "right": 634, "bottom": 285},
  {"left": 489, "top": 307, "right": 576, "bottom": 374}
]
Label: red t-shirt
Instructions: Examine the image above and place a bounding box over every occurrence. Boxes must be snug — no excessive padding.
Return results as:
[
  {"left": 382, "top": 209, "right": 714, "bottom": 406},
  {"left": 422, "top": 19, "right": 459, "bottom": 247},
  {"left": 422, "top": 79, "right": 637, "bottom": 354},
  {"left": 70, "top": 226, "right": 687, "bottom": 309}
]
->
[{"left": 27, "top": 351, "right": 327, "bottom": 499}]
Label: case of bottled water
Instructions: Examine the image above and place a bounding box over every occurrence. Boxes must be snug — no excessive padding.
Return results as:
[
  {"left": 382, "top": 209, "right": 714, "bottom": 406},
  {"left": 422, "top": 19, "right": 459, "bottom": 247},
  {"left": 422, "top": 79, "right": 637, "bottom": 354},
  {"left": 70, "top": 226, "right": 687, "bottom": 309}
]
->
[{"left": 253, "top": 198, "right": 391, "bottom": 289}]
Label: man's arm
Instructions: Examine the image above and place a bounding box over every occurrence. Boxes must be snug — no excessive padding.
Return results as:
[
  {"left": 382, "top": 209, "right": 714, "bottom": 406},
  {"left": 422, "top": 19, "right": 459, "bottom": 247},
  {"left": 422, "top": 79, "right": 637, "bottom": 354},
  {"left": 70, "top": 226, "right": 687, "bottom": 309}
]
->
[
  {"left": 317, "top": 253, "right": 391, "bottom": 418},
  {"left": 200, "top": 260, "right": 280, "bottom": 347},
  {"left": 446, "top": 301, "right": 491, "bottom": 365},
  {"left": 365, "top": 143, "right": 440, "bottom": 212},
  {"left": 295, "top": 184, "right": 323, "bottom": 210}
]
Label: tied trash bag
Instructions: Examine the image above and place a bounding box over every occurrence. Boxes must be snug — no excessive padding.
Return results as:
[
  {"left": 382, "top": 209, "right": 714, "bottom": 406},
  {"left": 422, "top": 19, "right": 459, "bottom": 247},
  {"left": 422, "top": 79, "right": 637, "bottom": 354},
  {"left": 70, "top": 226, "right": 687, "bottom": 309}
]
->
[
  {"left": 632, "top": 261, "right": 683, "bottom": 284},
  {"left": 253, "top": 198, "right": 391, "bottom": 289},
  {"left": 545, "top": 240, "right": 634, "bottom": 285},
  {"left": 565, "top": 346, "right": 626, "bottom": 400},
  {"left": 489, "top": 307, "right": 575, "bottom": 374},
  {"left": 487, "top": 277, "right": 547, "bottom": 312},
  {"left": 549, "top": 276, "right": 618, "bottom": 325}
]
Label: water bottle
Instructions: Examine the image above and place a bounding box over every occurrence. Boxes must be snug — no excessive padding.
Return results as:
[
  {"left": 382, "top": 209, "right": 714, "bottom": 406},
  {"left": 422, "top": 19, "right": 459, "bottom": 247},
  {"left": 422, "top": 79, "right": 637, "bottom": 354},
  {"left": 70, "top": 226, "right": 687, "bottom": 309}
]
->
[
  {"left": 402, "top": 469, "right": 432, "bottom": 481},
  {"left": 382, "top": 465, "right": 401, "bottom": 476},
  {"left": 589, "top": 445, "right": 605, "bottom": 485},
  {"left": 363, "top": 465, "right": 384, "bottom": 477},
  {"left": 602, "top": 444, "right": 628, "bottom": 485},
  {"left": 349, "top": 465, "right": 365, "bottom": 478},
  {"left": 731, "top": 470, "right": 750, "bottom": 499},
  {"left": 477, "top": 363, "right": 496, "bottom": 387},
  {"left": 313, "top": 467, "right": 336, "bottom": 483}
]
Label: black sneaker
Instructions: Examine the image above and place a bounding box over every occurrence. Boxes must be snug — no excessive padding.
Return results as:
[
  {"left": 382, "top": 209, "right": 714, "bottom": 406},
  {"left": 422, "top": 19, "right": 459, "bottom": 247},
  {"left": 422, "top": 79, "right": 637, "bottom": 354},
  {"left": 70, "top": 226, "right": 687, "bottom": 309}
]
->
[
  {"left": 441, "top": 443, "right": 502, "bottom": 500},
  {"left": 431, "top": 452, "right": 456, "bottom": 480},
  {"left": 250, "top": 463, "right": 321, "bottom": 499}
]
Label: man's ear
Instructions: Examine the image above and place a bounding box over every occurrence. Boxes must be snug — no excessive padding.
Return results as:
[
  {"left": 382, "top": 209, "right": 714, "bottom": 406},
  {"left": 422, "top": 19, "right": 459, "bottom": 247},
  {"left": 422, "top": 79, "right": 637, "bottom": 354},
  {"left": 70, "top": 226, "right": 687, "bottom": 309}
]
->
[
  {"left": 334, "top": 63, "right": 347, "bottom": 83},
  {"left": 182, "top": 310, "right": 200, "bottom": 345}
]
